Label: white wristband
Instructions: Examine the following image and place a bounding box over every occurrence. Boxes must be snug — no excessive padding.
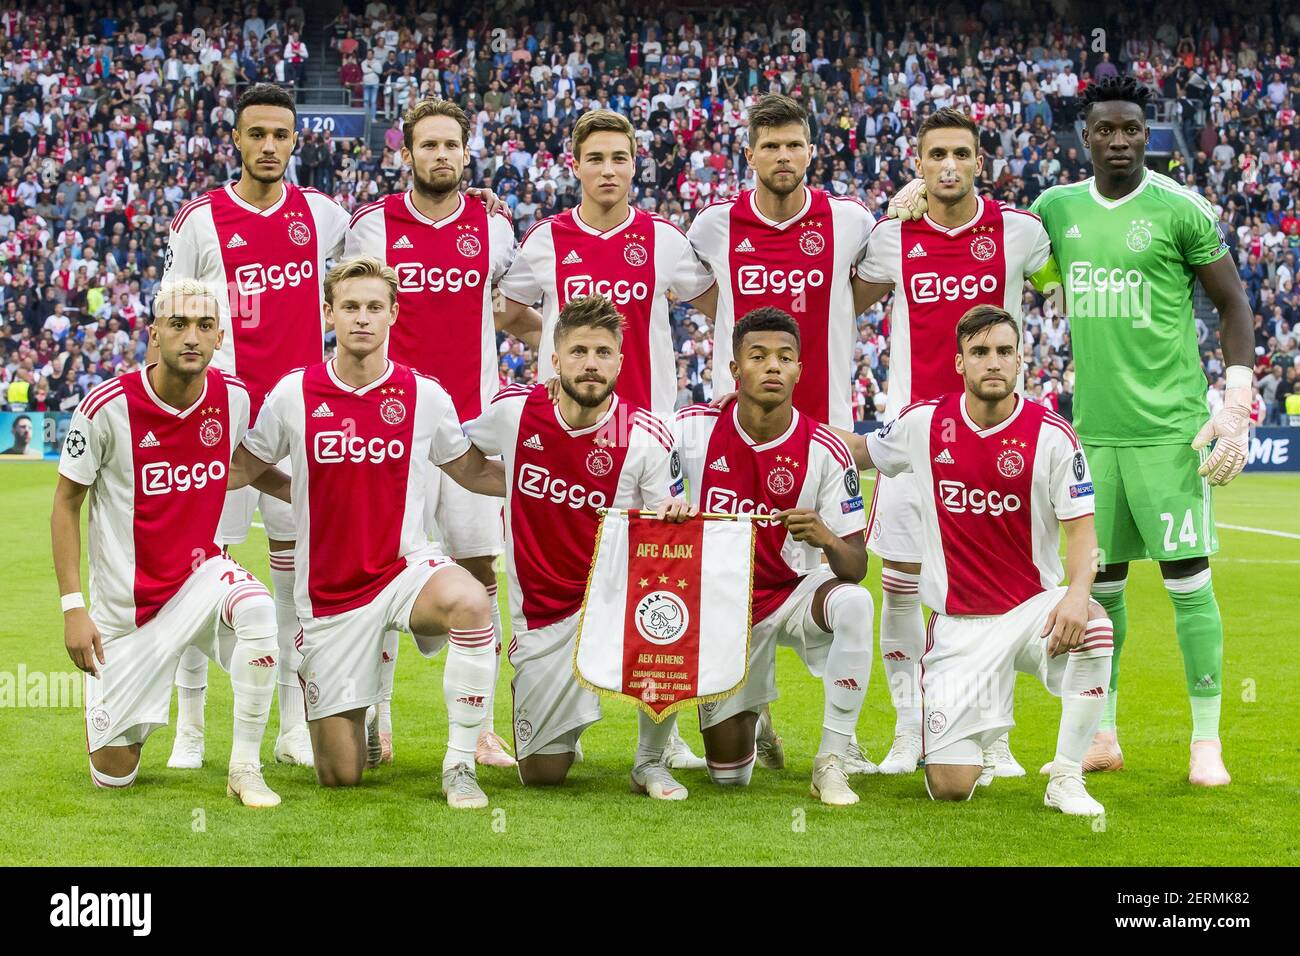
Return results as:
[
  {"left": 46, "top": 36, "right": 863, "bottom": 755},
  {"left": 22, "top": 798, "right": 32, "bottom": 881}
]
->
[
  {"left": 1225, "top": 365, "right": 1253, "bottom": 391},
  {"left": 60, "top": 592, "right": 86, "bottom": 613}
]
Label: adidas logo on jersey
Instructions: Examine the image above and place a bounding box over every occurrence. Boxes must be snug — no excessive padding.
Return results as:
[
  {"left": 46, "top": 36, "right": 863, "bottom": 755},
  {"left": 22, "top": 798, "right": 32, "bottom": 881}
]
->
[
  {"left": 392, "top": 234, "right": 414, "bottom": 249},
  {"left": 1065, "top": 224, "right": 1082, "bottom": 239},
  {"left": 523, "top": 433, "right": 545, "bottom": 451},
  {"left": 311, "top": 402, "right": 334, "bottom": 418},
  {"left": 138, "top": 431, "right": 160, "bottom": 448},
  {"left": 934, "top": 448, "right": 955, "bottom": 464},
  {"left": 708, "top": 455, "right": 731, "bottom": 472},
  {"left": 734, "top": 237, "right": 755, "bottom": 253},
  {"left": 906, "top": 242, "right": 927, "bottom": 259},
  {"left": 226, "top": 233, "right": 247, "bottom": 249},
  {"left": 561, "top": 250, "right": 583, "bottom": 264}
]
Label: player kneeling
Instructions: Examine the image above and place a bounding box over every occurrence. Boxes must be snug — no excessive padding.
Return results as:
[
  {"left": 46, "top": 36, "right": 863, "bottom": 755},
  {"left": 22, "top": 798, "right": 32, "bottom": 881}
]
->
[
  {"left": 844, "top": 305, "right": 1112, "bottom": 815},
  {"left": 673, "top": 308, "right": 873, "bottom": 806},
  {"left": 231, "top": 257, "right": 507, "bottom": 808},
  {"left": 52, "top": 279, "right": 286, "bottom": 807},
  {"left": 463, "top": 295, "right": 695, "bottom": 799}
]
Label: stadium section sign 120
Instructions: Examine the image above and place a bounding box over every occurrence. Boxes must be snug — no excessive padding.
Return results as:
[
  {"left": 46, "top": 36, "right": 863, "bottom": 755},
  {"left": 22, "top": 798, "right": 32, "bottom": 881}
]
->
[{"left": 297, "top": 108, "right": 366, "bottom": 141}]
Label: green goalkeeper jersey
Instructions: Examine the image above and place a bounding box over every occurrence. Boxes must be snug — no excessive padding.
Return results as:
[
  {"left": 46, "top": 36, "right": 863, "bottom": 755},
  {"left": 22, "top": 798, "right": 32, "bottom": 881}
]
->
[{"left": 1029, "top": 169, "right": 1229, "bottom": 446}]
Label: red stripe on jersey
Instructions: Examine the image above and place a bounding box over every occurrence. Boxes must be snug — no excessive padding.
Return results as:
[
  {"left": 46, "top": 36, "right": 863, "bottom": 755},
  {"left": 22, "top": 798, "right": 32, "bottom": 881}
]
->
[
  {"left": 632, "top": 414, "right": 673, "bottom": 452},
  {"left": 491, "top": 384, "right": 534, "bottom": 405},
  {"left": 348, "top": 198, "right": 384, "bottom": 229},
  {"left": 1043, "top": 415, "right": 1081, "bottom": 450},
  {"left": 1001, "top": 205, "right": 1042, "bottom": 223},
  {"left": 674, "top": 405, "right": 721, "bottom": 421},
  {"left": 518, "top": 215, "right": 553, "bottom": 247},
  {"left": 170, "top": 194, "right": 212, "bottom": 231},
  {"left": 896, "top": 397, "right": 943, "bottom": 420},
  {"left": 865, "top": 470, "right": 883, "bottom": 541},
  {"left": 631, "top": 408, "right": 673, "bottom": 440},
  {"left": 80, "top": 382, "right": 125, "bottom": 419},
  {"left": 413, "top": 370, "right": 445, "bottom": 389},
  {"left": 812, "top": 426, "right": 853, "bottom": 469},
  {"left": 221, "top": 372, "right": 249, "bottom": 392}
]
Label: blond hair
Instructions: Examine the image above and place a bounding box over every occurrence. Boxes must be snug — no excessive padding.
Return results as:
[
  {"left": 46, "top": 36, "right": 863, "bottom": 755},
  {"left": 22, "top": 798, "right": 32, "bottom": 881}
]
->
[
  {"left": 152, "top": 277, "right": 221, "bottom": 322},
  {"left": 402, "top": 98, "right": 471, "bottom": 152},
  {"left": 324, "top": 256, "right": 399, "bottom": 305},
  {"left": 571, "top": 108, "right": 636, "bottom": 160}
]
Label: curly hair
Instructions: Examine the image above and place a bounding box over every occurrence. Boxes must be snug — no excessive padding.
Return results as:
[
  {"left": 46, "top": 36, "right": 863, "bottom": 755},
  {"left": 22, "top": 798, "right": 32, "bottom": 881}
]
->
[{"left": 1080, "top": 76, "right": 1152, "bottom": 118}]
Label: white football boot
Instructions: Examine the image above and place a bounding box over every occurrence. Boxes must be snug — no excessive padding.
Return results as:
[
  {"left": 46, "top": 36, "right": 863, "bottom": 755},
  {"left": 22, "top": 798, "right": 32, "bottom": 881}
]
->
[
  {"left": 1189, "top": 740, "right": 1231, "bottom": 787},
  {"left": 630, "top": 761, "right": 689, "bottom": 801},
  {"left": 274, "top": 724, "right": 315, "bottom": 767},
  {"left": 877, "top": 731, "right": 923, "bottom": 774},
  {"left": 442, "top": 762, "right": 489, "bottom": 809},
  {"left": 810, "top": 753, "right": 859, "bottom": 806},
  {"left": 843, "top": 736, "right": 880, "bottom": 774},
  {"left": 476, "top": 728, "right": 517, "bottom": 768},
  {"left": 167, "top": 730, "right": 205, "bottom": 769},
  {"left": 227, "top": 763, "right": 281, "bottom": 808},
  {"left": 661, "top": 724, "right": 707, "bottom": 770},
  {"left": 985, "top": 733, "right": 1025, "bottom": 777},
  {"left": 1044, "top": 766, "right": 1105, "bottom": 816},
  {"left": 754, "top": 705, "right": 785, "bottom": 770}
]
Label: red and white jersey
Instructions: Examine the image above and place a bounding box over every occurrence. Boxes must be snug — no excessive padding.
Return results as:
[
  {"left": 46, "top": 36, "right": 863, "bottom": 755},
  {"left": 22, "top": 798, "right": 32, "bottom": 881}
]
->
[
  {"left": 855, "top": 196, "right": 1051, "bottom": 420},
  {"left": 344, "top": 192, "right": 517, "bottom": 420},
  {"left": 672, "top": 404, "right": 865, "bottom": 624},
  {"left": 687, "top": 187, "right": 875, "bottom": 428},
  {"left": 497, "top": 205, "right": 715, "bottom": 416},
  {"left": 463, "top": 385, "right": 682, "bottom": 633},
  {"left": 866, "top": 392, "right": 1095, "bottom": 617},
  {"left": 243, "top": 360, "right": 471, "bottom": 620},
  {"left": 58, "top": 367, "right": 250, "bottom": 636},
  {"left": 164, "top": 182, "right": 350, "bottom": 419}
]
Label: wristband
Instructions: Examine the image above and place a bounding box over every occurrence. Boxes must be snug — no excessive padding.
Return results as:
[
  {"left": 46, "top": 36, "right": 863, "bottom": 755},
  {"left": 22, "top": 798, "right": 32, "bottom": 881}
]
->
[
  {"left": 60, "top": 592, "right": 86, "bottom": 613},
  {"left": 1224, "top": 365, "right": 1253, "bottom": 391}
]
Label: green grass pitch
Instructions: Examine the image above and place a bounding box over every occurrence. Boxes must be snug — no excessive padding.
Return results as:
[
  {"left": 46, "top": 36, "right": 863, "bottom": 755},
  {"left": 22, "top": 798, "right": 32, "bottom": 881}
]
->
[{"left": 2, "top": 463, "right": 1298, "bottom": 866}]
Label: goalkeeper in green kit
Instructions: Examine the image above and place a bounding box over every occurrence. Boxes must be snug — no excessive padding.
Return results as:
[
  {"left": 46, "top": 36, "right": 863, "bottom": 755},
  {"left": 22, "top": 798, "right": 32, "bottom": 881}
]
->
[{"left": 887, "top": 77, "right": 1254, "bottom": 786}]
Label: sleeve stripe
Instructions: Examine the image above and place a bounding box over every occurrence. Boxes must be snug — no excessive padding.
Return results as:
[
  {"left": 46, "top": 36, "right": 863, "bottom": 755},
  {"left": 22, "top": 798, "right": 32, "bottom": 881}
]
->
[
  {"left": 221, "top": 374, "right": 249, "bottom": 393},
  {"left": 631, "top": 411, "right": 674, "bottom": 447},
  {"left": 81, "top": 383, "right": 125, "bottom": 419},
  {"left": 413, "top": 370, "right": 445, "bottom": 388},
  {"left": 811, "top": 430, "right": 852, "bottom": 470},
  {"left": 633, "top": 417, "right": 674, "bottom": 451},
  {"left": 348, "top": 198, "right": 385, "bottom": 229},
  {"left": 1042, "top": 415, "right": 1080, "bottom": 450},
  {"left": 170, "top": 194, "right": 211, "bottom": 232},
  {"left": 1000, "top": 205, "right": 1042, "bottom": 223},
  {"left": 674, "top": 405, "right": 721, "bottom": 421},
  {"left": 490, "top": 385, "right": 533, "bottom": 405},
  {"left": 897, "top": 398, "right": 942, "bottom": 420},
  {"left": 518, "top": 215, "right": 554, "bottom": 247}
]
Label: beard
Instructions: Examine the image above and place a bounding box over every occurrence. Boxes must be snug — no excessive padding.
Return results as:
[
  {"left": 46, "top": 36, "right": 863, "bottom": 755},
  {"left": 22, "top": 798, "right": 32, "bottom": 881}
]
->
[
  {"left": 561, "top": 374, "right": 616, "bottom": 408},
  {"left": 969, "top": 376, "right": 1014, "bottom": 402},
  {"left": 759, "top": 166, "right": 804, "bottom": 197},
  {"left": 242, "top": 161, "right": 284, "bottom": 184},
  {"left": 412, "top": 164, "right": 460, "bottom": 199}
]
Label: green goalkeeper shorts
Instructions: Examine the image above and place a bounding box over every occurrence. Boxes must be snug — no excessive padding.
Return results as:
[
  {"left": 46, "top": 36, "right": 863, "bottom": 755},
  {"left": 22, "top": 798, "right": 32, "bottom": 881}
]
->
[{"left": 1084, "top": 442, "right": 1219, "bottom": 566}]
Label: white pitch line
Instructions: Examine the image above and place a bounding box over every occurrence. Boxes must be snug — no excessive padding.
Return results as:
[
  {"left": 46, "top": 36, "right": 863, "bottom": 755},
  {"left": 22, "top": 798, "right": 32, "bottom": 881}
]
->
[
  {"left": 251, "top": 521, "right": 265, "bottom": 529},
  {"left": 1217, "top": 523, "right": 1300, "bottom": 541}
]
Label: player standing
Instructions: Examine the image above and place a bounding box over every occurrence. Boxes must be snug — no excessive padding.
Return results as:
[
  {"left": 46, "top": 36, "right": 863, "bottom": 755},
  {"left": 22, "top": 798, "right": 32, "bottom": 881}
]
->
[
  {"left": 846, "top": 305, "right": 1113, "bottom": 815},
  {"left": 673, "top": 307, "right": 874, "bottom": 806},
  {"left": 498, "top": 107, "right": 714, "bottom": 770},
  {"left": 231, "top": 257, "right": 506, "bottom": 807},
  {"left": 161, "top": 83, "right": 350, "bottom": 769},
  {"left": 51, "top": 279, "right": 285, "bottom": 807},
  {"left": 346, "top": 99, "right": 540, "bottom": 769},
  {"left": 1028, "top": 79, "right": 1254, "bottom": 785},
  {"left": 461, "top": 295, "right": 695, "bottom": 800},
  {"left": 686, "top": 94, "right": 878, "bottom": 773},
  {"left": 853, "top": 109, "right": 1055, "bottom": 780}
]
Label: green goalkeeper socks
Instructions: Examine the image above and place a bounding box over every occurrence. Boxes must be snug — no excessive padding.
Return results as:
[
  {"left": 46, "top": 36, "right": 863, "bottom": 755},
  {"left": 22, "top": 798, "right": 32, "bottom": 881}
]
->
[
  {"left": 1166, "top": 572, "right": 1225, "bottom": 740},
  {"left": 1090, "top": 581, "right": 1128, "bottom": 730}
]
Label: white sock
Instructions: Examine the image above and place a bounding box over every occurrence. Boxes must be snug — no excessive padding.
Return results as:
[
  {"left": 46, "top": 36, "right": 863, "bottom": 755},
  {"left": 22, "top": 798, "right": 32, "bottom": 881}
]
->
[
  {"left": 1055, "top": 619, "right": 1114, "bottom": 765},
  {"left": 880, "top": 569, "right": 923, "bottom": 736},
  {"left": 378, "top": 628, "right": 398, "bottom": 735},
  {"left": 818, "top": 583, "right": 873, "bottom": 758},
  {"left": 225, "top": 587, "right": 278, "bottom": 766},
  {"left": 269, "top": 551, "right": 304, "bottom": 736},
  {"left": 174, "top": 646, "right": 207, "bottom": 736},
  {"left": 635, "top": 712, "right": 674, "bottom": 766},
  {"left": 484, "top": 583, "right": 502, "bottom": 734},
  {"left": 90, "top": 759, "right": 139, "bottom": 789},
  {"left": 706, "top": 750, "right": 755, "bottom": 786},
  {"left": 442, "top": 624, "right": 494, "bottom": 771}
]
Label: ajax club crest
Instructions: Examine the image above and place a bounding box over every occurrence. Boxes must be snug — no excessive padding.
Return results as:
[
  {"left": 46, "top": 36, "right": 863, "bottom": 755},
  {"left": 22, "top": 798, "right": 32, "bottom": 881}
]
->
[
  {"left": 767, "top": 465, "right": 795, "bottom": 496},
  {"left": 970, "top": 234, "right": 997, "bottom": 261},
  {"left": 997, "top": 448, "right": 1024, "bottom": 478},
  {"left": 457, "top": 233, "right": 481, "bottom": 258},
  {"left": 586, "top": 447, "right": 613, "bottom": 477},
  {"left": 380, "top": 398, "right": 406, "bottom": 425},
  {"left": 634, "top": 591, "right": 689, "bottom": 646},
  {"left": 623, "top": 239, "right": 648, "bottom": 267},
  {"left": 799, "top": 229, "right": 825, "bottom": 257},
  {"left": 286, "top": 212, "right": 312, "bottom": 246},
  {"left": 198, "top": 417, "right": 223, "bottom": 447},
  {"left": 1126, "top": 219, "right": 1153, "bottom": 253}
]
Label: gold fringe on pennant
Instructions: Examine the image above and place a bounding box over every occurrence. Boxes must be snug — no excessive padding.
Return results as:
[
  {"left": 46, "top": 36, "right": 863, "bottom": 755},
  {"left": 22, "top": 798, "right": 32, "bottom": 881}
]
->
[{"left": 572, "top": 510, "right": 757, "bottom": 724}]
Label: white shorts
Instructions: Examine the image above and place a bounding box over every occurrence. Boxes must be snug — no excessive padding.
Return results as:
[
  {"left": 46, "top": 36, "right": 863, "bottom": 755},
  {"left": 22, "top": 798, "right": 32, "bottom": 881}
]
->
[
  {"left": 866, "top": 470, "right": 923, "bottom": 564},
  {"left": 298, "top": 549, "right": 454, "bottom": 720},
  {"left": 423, "top": 467, "right": 504, "bottom": 560},
  {"left": 84, "top": 554, "right": 269, "bottom": 752},
  {"left": 699, "top": 569, "right": 842, "bottom": 730},
  {"left": 219, "top": 456, "right": 295, "bottom": 545},
  {"left": 508, "top": 611, "right": 602, "bottom": 760},
  {"left": 920, "top": 586, "right": 1108, "bottom": 765}
]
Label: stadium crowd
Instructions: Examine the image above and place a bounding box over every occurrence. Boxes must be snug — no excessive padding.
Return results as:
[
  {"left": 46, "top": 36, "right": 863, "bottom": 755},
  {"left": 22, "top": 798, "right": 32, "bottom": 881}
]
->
[{"left": 2, "top": 0, "right": 1299, "bottom": 428}]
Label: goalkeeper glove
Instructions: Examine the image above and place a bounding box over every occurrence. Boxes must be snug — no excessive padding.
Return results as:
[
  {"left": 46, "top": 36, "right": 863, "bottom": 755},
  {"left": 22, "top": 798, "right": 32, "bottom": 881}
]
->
[
  {"left": 1191, "top": 367, "right": 1253, "bottom": 486},
  {"left": 886, "top": 178, "right": 928, "bottom": 221}
]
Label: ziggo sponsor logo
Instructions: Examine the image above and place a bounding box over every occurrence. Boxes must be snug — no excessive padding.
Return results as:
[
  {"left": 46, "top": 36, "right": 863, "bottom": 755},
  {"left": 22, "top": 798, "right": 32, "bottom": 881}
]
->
[
  {"left": 517, "top": 463, "right": 608, "bottom": 510},
  {"left": 313, "top": 431, "right": 406, "bottom": 464},
  {"left": 562, "top": 275, "right": 650, "bottom": 305},
  {"left": 140, "top": 460, "right": 226, "bottom": 495},
  {"left": 737, "top": 265, "right": 825, "bottom": 296}
]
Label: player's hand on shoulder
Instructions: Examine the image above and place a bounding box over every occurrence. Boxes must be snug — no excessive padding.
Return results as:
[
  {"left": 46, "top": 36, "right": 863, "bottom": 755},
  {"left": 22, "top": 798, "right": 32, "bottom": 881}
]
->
[
  {"left": 467, "top": 186, "right": 507, "bottom": 217},
  {"left": 1042, "top": 590, "right": 1089, "bottom": 657},
  {"left": 544, "top": 376, "right": 560, "bottom": 405},
  {"left": 887, "top": 179, "right": 928, "bottom": 221},
  {"left": 655, "top": 497, "right": 698, "bottom": 523},
  {"left": 709, "top": 390, "right": 737, "bottom": 410},
  {"left": 776, "top": 508, "right": 833, "bottom": 548},
  {"left": 64, "top": 608, "right": 105, "bottom": 678}
]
